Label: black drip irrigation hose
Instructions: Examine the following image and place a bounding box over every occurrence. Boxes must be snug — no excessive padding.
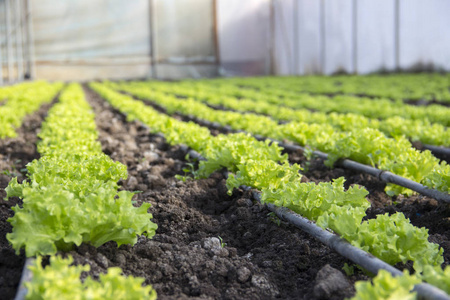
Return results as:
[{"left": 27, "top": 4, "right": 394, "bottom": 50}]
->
[
  {"left": 183, "top": 148, "right": 450, "bottom": 300},
  {"left": 424, "top": 144, "right": 450, "bottom": 159},
  {"left": 267, "top": 139, "right": 450, "bottom": 204},
  {"left": 186, "top": 116, "right": 450, "bottom": 204},
  {"left": 119, "top": 89, "right": 450, "bottom": 202}
]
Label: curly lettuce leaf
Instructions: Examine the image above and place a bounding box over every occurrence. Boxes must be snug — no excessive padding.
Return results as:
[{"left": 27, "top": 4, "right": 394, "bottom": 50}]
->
[{"left": 26, "top": 255, "right": 156, "bottom": 300}]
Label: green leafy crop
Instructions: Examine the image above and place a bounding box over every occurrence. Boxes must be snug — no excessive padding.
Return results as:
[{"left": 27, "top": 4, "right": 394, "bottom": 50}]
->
[
  {"left": 352, "top": 213, "right": 443, "bottom": 272},
  {"left": 5, "top": 83, "right": 157, "bottom": 256},
  {"left": 350, "top": 270, "right": 420, "bottom": 300},
  {"left": 26, "top": 255, "right": 156, "bottom": 300},
  {"left": 0, "top": 81, "right": 63, "bottom": 139}
]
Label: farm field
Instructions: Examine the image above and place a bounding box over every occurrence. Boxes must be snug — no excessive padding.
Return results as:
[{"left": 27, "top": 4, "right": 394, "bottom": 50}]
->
[{"left": 0, "top": 74, "right": 450, "bottom": 299}]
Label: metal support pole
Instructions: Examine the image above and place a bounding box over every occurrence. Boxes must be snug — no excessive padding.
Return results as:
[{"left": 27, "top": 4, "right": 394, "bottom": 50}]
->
[
  {"left": 149, "top": 0, "right": 157, "bottom": 79},
  {"left": 25, "top": 0, "right": 35, "bottom": 79},
  {"left": 395, "top": 0, "right": 400, "bottom": 71},
  {"left": 14, "top": 0, "right": 24, "bottom": 81},
  {"left": 6, "top": 0, "right": 13, "bottom": 83},
  {"left": 269, "top": 0, "right": 275, "bottom": 75},
  {"left": 352, "top": 0, "right": 358, "bottom": 74},
  {"left": 212, "top": 0, "right": 221, "bottom": 76},
  {"left": 320, "top": 0, "right": 325, "bottom": 75},
  {"left": 20, "top": 0, "right": 27, "bottom": 79},
  {"left": 0, "top": 0, "right": 4, "bottom": 85},
  {"left": 0, "top": 43, "right": 3, "bottom": 85},
  {"left": 293, "top": 0, "right": 299, "bottom": 75}
]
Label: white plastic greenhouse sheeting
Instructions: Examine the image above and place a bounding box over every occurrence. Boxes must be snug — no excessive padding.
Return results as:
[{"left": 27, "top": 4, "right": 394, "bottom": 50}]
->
[
  {"left": 217, "top": 0, "right": 271, "bottom": 76},
  {"left": 399, "top": 0, "right": 450, "bottom": 71},
  {"left": 268, "top": 0, "right": 450, "bottom": 75},
  {"left": 27, "top": 0, "right": 450, "bottom": 80},
  {"left": 356, "top": 0, "right": 396, "bottom": 74},
  {"left": 152, "top": 0, "right": 217, "bottom": 79},
  {"left": 31, "top": 0, "right": 152, "bottom": 81}
]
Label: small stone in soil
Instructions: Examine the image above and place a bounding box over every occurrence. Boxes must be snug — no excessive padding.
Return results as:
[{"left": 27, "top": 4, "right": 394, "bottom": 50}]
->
[
  {"left": 211, "top": 247, "right": 229, "bottom": 257},
  {"left": 313, "top": 264, "right": 352, "bottom": 299},
  {"left": 143, "top": 151, "right": 160, "bottom": 162},
  {"left": 115, "top": 253, "right": 126, "bottom": 266},
  {"left": 203, "top": 237, "right": 221, "bottom": 250},
  {"left": 251, "top": 275, "right": 280, "bottom": 297},
  {"left": 95, "top": 253, "right": 109, "bottom": 269},
  {"left": 126, "top": 176, "right": 138, "bottom": 189},
  {"left": 236, "top": 198, "right": 253, "bottom": 207},
  {"left": 237, "top": 267, "right": 251, "bottom": 283}
]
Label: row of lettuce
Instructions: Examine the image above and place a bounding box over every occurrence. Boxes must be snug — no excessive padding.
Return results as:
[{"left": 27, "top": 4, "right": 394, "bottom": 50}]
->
[
  {"left": 104, "top": 81, "right": 450, "bottom": 197},
  {"left": 89, "top": 82, "right": 450, "bottom": 298},
  {"left": 218, "top": 73, "right": 450, "bottom": 102},
  {"left": 5, "top": 83, "right": 157, "bottom": 299},
  {"left": 149, "top": 80, "right": 450, "bottom": 146},
  {"left": 0, "top": 81, "right": 63, "bottom": 139},
  {"left": 189, "top": 77, "right": 450, "bottom": 126}
]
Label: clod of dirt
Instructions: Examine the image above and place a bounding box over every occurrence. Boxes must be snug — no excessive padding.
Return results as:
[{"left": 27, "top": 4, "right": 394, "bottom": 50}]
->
[
  {"left": 313, "top": 264, "right": 353, "bottom": 299},
  {"left": 237, "top": 267, "right": 251, "bottom": 283},
  {"left": 126, "top": 175, "right": 139, "bottom": 190},
  {"left": 251, "top": 275, "right": 280, "bottom": 298},
  {"left": 202, "top": 237, "right": 222, "bottom": 250},
  {"left": 143, "top": 151, "right": 160, "bottom": 162}
]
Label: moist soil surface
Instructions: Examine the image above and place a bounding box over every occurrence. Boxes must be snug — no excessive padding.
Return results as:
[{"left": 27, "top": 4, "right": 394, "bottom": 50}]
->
[{"left": 0, "top": 86, "right": 449, "bottom": 299}]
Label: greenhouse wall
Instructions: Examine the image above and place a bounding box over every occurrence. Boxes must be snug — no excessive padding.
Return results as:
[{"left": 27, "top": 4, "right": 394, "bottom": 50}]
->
[
  {"left": 271, "top": 0, "right": 450, "bottom": 75},
  {"left": 1, "top": 0, "right": 450, "bottom": 82}
]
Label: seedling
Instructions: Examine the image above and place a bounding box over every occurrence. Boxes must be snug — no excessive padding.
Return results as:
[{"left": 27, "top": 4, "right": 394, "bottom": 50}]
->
[
  {"left": 302, "top": 146, "right": 315, "bottom": 172},
  {"left": 2, "top": 169, "right": 20, "bottom": 177},
  {"left": 267, "top": 212, "right": 281, "bottom": 226},
  {"left": 175, "top": 154, "right": 200, "bottom": 182},
  {"left": 218, "top": 236, "right": 227, "bottom": 248},
  {"left": 342, "top": 263, "right": 355, "bottom": 276}
]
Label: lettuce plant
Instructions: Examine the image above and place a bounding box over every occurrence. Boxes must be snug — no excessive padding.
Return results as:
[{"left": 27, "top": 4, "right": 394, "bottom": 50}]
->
[
  {"left": 26, "top": 255, "right": 156, "bottom": 300},
  {"left": 5, "top": 83, "right": 157, "bottom": 256},
  {"left": 350, "top": 270, "right": 420, "bottom": 300}
]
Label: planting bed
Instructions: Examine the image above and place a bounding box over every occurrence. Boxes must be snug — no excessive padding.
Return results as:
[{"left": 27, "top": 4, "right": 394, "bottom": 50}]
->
[{"left": 1, "top": 78, "right": 450, "bottom": 299}]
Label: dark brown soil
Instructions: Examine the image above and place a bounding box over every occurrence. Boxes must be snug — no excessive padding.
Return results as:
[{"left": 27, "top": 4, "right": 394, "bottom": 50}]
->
[
  {"left": 63, "top": 86, "right": 368, "bottom": 300},
  {"left": 2, "top": 86, "right": 449, "bottom": 299},
  {"left": 0, "top": 101, "right": 54, "bottom": 299}
]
